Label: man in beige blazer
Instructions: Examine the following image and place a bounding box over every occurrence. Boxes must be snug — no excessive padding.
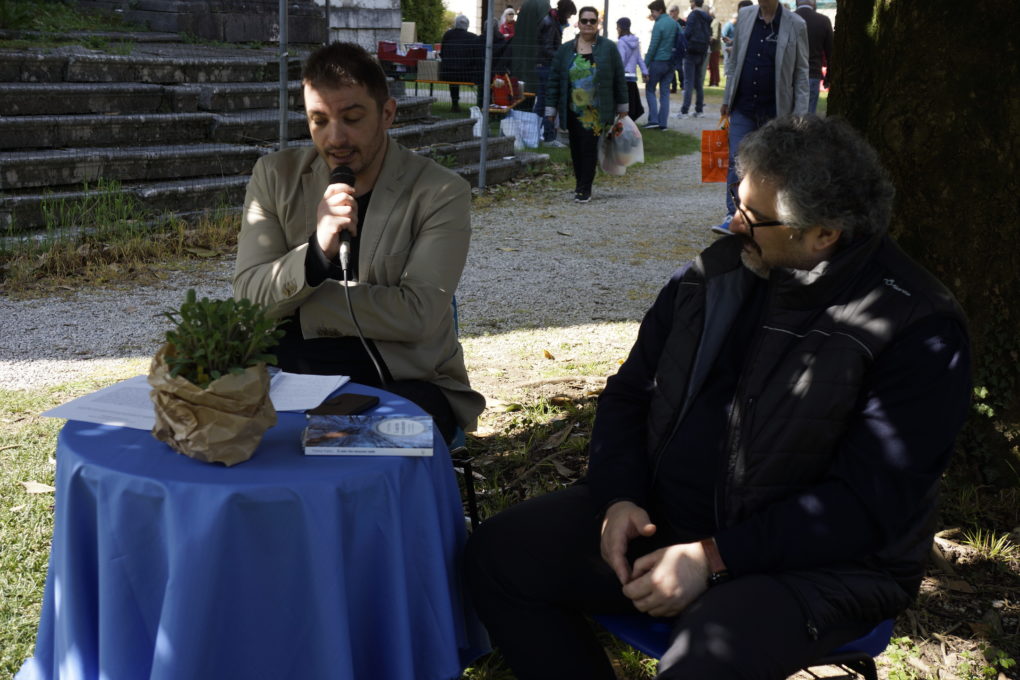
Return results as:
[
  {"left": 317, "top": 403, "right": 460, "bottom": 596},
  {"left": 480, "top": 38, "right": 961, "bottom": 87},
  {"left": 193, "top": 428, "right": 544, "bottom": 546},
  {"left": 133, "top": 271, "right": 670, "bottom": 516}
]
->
[
  {"left": 712, "top": 0, "right": 809, "bottom": 234},
  {"left": 234, "top": 42, "right": 485, "bottom": 441}
]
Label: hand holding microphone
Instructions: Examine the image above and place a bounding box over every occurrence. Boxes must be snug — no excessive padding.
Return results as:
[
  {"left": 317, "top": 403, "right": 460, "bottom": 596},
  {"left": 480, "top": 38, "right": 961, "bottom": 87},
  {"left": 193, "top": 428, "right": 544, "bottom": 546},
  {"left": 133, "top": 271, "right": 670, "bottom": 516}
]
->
[{"left": 316, "top": 164, "right": 357, "bottom": 268}]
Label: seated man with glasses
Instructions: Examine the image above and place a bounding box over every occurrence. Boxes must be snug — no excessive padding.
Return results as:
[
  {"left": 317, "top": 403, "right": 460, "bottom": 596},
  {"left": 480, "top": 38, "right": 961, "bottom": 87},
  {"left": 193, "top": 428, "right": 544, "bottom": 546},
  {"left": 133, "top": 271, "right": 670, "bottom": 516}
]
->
[{"left": 465, "top": 114, "right": 971, "bottom": 679}]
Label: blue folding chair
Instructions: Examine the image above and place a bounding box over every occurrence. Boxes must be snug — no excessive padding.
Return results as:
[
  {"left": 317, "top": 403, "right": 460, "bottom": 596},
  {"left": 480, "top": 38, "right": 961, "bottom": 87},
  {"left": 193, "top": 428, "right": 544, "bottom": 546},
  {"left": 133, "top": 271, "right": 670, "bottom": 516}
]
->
[{"left": 594, "top": 613, "right": 894, "bottom": 680}]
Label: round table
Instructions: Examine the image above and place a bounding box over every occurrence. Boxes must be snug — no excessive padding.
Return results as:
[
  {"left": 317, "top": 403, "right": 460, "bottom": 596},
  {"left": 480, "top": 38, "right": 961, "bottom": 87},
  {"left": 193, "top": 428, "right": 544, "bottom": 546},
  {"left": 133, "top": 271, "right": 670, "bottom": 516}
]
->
[{"left": 17, "top": 382, "right": 489, "bottom": 680}]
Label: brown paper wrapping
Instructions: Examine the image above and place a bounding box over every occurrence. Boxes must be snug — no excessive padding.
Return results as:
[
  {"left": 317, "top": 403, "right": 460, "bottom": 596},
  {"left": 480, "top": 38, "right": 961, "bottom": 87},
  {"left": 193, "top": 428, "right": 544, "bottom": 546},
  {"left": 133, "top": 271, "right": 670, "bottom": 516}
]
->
[{"left": 147, "top": 343, "right": 277, "bottom": 466}]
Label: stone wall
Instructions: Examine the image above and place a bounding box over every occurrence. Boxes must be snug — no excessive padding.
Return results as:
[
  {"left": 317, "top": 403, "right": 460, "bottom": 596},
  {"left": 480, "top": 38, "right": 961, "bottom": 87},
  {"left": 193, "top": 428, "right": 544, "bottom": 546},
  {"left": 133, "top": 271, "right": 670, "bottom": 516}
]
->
[
  {"left": 77, "top": 0, "right": 327, "bottom": 44},
  {"left": 320, "top": 0, "right": 401, "bottom": 52}
]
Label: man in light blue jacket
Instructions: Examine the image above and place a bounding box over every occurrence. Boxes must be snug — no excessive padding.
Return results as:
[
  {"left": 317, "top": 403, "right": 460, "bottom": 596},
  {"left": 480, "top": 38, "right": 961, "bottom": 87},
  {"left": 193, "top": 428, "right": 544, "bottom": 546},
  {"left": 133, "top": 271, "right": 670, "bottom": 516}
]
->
[
  {"left": 714, "top": 0, "right": 808, "bottom": 233},
  {"left": 643, "top": 0, "right": 678, "bottom": 129}
]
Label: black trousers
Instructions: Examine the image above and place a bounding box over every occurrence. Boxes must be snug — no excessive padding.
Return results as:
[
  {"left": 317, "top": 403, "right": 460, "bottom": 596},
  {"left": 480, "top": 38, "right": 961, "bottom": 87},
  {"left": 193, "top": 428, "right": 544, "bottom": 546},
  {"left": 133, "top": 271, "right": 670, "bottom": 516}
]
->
[
  {"left": 464, "top": 484, "right": 879, "bottom": 679},
  {"left": 566, "top": 110, "right": 600, "bottom": 195},
  {"left": 626, "top": 80, "right": 645, "bottom": 122}
]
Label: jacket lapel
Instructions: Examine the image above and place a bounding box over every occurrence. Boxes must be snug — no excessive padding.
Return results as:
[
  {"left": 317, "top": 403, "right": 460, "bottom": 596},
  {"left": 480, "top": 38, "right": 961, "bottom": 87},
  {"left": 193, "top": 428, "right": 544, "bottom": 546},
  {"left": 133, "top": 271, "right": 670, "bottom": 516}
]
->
[
  {"left": 735, "top": 8, "right": 756, "bottom": 73},
  {"left": 302, "top": 153, "right": 329, "bottom": 241},
  {"left": 358, "top": 139, "right": 404, "bottom": 273}
]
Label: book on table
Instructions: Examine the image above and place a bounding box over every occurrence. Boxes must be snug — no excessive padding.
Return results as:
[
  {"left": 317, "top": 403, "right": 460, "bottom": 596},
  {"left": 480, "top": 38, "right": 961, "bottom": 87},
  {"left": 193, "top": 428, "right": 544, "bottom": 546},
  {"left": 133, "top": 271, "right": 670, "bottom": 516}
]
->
[{"left": 302, "top": 414, "right": 434, "bottom": 457}]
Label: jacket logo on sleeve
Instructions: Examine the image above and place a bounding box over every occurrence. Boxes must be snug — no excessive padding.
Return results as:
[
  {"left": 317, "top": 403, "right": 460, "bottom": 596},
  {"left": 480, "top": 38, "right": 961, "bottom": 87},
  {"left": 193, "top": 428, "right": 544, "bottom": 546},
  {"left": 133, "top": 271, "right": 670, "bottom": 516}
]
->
[{"left": 883, "top": 278, "right": 912, "bottom": 296}]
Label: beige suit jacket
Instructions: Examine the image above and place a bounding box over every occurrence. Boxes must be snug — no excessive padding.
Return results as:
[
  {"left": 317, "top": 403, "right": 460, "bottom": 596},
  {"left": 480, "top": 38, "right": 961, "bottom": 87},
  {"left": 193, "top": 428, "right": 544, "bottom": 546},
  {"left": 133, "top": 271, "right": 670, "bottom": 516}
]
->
[
  {"left": 233, "top": 140, "right": 485, "bottom": 430},
  {"left": 723, "top": 4, "right": 809, "bottom": 116}
]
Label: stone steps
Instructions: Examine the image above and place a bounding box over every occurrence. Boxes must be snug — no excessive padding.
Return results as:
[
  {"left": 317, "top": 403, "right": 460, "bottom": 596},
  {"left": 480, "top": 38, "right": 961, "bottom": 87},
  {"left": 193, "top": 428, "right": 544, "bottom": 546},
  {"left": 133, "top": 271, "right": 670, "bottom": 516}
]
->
[
  {"left": 2, "top": 143, "right": 263, "bottom": 189},
  {"left": 0, "top": 81, "right": 306, "bottom": 116},
  {"left": 0, "top": 118, "right": 493, "bottom": 192},
  {"left": 0, "top": 34, "right": 548, "bottom": 232},
  {"left": 0, "top": 48, "right": 301, "bottom": 84},
  {"left": 1, "top": 136, "right": 535, "bottom": 229}
]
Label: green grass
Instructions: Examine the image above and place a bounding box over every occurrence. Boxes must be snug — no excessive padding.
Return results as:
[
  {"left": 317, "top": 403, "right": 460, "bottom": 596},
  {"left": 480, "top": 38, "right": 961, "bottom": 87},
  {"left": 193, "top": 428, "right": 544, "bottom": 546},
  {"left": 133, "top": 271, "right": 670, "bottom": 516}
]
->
[
  {"left": 0, "top": 387, "right": 63, "bottom": 673},
  {"left": 961, "top": 527, "right": 1018, "bottom": 559},
  {"left": 0, "top": 366, "right": 150, "bottom": 677},
  {"left": 1, "top": 185, "right": 240, "bottom": 297}
]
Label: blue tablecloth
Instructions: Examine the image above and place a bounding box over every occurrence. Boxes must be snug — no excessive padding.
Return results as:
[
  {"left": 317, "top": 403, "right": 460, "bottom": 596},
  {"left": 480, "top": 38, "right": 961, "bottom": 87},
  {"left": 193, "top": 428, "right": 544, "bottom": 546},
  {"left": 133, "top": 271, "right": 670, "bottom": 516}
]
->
[{"left": 18, "top": 382, "right": 489, "bottom": 680}]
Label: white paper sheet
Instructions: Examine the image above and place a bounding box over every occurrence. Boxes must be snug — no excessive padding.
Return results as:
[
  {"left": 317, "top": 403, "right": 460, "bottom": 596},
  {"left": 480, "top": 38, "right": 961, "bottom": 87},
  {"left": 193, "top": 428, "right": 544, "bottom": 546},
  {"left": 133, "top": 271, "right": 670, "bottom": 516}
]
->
[
  {"left": 42, "top": 372, "right": 350, "bottom": 430},
  {"left": 42, "top": 374, "right": 157, "bottom": 430},
  {"left": 268, "top": 371, "right": 350, "bottom": 412}
]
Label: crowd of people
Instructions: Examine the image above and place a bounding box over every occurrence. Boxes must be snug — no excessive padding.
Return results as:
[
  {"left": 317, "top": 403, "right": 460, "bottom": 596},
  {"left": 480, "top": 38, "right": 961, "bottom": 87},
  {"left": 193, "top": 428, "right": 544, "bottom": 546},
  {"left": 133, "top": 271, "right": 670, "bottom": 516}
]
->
[
  {"left": 235, "top": 35, "right": 971, "bottom": 680},
  {"left": 435, "top": 0, "right": 830, "bottom": 204}
]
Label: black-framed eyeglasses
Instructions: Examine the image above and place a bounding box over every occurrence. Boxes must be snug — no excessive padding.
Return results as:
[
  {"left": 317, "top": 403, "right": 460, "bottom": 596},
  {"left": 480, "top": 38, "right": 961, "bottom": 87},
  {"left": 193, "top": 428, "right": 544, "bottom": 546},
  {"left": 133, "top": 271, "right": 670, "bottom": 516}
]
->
[
  {"left": 579, "top": 17, "right": 598, "bottom": 25},
  {"left": 728, "top": 183, "right": 783, "bottom": 232}
]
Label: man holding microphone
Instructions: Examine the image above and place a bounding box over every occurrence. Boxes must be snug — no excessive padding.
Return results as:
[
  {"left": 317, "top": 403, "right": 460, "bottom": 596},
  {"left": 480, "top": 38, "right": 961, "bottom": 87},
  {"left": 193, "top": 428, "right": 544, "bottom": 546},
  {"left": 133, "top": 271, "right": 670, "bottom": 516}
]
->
[{"left": 233, "top": 41, "right": 484, "bottom": 443}]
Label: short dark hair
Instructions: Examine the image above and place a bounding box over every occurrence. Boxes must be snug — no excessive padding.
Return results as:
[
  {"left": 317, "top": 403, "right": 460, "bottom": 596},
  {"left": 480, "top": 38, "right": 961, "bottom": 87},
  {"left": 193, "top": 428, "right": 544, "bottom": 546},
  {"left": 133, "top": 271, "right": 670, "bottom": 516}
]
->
[
  {"left": 556, "top": 0, "right": 576, "bottom": 17},
  {"left": 693, "top": 0, "right": 704, "bottom": 6},
  {"left": 578, "top": 6, "right": 599, "bottom": 18},
  {"left": 301, "top": 42, "right": 390, "bottom": 111},
  {"left": 737, "top": 0, "right": 753, "bottom": 8},
  {"left": 736, "top": 115, "right": 895, "bottom": 240},
  {"left": 648, "top": 0, "right": 667, "bottom": 13}
]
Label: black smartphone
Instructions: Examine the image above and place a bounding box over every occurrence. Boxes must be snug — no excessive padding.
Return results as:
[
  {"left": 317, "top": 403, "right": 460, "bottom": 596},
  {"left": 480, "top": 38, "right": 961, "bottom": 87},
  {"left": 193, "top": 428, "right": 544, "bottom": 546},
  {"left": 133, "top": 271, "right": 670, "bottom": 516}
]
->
[{"left": 307, "top": 393, "right": 380, "bottom": 416}]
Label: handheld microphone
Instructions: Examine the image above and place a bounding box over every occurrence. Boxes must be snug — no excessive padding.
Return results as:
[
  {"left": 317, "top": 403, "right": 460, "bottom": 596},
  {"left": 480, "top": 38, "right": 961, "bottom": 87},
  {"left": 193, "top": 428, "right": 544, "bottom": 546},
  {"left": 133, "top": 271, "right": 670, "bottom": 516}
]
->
[{"left": 329, "top": 165, "right": 355, "bottom": 273}]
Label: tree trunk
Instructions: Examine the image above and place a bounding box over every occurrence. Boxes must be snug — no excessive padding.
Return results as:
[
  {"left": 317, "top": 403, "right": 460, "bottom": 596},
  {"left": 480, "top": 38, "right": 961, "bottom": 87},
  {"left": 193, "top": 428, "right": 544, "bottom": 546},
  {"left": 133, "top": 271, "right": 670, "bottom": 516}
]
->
[{"left": 830, "top": 0, "right": 1020, "bottom": 480}]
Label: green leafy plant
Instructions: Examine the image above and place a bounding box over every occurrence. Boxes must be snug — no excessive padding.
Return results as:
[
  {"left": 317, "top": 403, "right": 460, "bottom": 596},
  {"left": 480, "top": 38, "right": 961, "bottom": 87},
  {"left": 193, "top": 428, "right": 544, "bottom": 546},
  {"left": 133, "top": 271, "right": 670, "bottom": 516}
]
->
[
  {"left": 985, "top": 646, "right": 1017, "bottom": 675},
  {"left": 433, "top": 153, "right": 457, "bottom": 168},
  {"left": 400, "top": 0, "right": 445, "bottom": 44},
  {"left": 161, "top": 289, "right": 284, "bottom": 389},
  {"left": 0, "top": 0, "right": 33, "bottom": 29},
  {"left": 883, "top": 636, "right": 922, "bottom": 680}
]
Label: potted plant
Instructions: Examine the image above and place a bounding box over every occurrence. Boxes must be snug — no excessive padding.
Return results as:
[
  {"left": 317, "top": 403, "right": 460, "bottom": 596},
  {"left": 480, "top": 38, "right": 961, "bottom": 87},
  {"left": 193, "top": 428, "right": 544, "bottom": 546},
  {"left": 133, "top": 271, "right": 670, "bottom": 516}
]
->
[{"left": 148, "top": 289, "right": 285, "bottom": 466}]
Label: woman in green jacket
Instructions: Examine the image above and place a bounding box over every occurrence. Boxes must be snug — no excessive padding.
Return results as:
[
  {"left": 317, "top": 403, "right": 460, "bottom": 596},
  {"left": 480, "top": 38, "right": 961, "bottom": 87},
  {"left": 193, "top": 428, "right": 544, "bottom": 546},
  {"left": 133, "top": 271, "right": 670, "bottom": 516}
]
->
[{"left": 544, "top": 6, "right": 629, "bottom": 203}]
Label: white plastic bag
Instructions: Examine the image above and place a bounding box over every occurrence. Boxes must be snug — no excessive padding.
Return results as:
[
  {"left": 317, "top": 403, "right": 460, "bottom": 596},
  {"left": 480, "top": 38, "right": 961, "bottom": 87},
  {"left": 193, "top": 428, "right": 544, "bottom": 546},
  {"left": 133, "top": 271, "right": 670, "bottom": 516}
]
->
[
  {"left": 470, "top": 106, "right": 483, "bottom": 138},
  {"left": 499, "top": 109, "right": 541, "bottom": 150},
  {"left": 598, "top": 116, "right": 645, "bottom": 176}
]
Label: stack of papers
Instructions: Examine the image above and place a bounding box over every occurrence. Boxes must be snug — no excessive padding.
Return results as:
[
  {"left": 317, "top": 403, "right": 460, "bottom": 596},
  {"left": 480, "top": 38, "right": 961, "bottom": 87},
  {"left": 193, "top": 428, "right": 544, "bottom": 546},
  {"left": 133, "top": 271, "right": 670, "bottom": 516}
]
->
[{"left": 42, "top": 372, "right": 350, "bottom": 431}]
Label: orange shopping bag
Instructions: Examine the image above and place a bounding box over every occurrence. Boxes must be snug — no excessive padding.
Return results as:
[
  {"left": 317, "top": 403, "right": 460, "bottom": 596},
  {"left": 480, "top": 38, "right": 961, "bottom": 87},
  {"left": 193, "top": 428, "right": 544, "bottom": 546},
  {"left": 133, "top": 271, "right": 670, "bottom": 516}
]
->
[{"left": 701, "top": 117, "right": 729, "bottom": 183}]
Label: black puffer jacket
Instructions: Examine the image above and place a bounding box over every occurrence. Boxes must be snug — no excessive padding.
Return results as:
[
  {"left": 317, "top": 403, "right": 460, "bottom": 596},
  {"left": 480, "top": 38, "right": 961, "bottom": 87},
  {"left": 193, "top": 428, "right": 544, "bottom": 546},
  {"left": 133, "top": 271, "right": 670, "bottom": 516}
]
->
[{"left": 589, "top": 233, "right": 970, "bottom": 630}]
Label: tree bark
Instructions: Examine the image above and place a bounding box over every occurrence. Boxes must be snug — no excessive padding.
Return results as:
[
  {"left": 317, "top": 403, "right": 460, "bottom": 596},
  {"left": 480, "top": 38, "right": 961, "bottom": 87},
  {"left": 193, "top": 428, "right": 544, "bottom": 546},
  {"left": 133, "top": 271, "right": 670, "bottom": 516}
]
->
[{"left": 830, "top": 0, "right": 1020, "bottom": 479}]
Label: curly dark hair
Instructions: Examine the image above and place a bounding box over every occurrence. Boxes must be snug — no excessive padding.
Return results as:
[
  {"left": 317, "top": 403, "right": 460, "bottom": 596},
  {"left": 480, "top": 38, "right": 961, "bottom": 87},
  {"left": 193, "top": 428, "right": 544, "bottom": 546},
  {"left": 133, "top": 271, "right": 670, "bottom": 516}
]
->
[
  {"left": 735, "top": 115, "right": 895, "bottom": 241},
  {"left": 301, "top": 42, "right": 390, "bottom": 111}
]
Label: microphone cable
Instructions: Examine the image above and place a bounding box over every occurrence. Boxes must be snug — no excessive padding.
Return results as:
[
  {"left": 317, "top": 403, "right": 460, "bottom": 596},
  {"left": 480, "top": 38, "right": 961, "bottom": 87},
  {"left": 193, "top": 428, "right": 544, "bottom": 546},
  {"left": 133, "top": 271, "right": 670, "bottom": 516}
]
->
[{"left": 329, "top": 165, "right": 388, "bottom": 388}]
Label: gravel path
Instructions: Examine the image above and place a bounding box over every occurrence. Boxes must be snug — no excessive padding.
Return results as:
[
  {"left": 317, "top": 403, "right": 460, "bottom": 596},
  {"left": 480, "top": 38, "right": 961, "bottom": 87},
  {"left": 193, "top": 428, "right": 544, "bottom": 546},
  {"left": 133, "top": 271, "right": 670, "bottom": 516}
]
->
[{"left": 0, "top": 108, "right": 726, "bottom": 403}]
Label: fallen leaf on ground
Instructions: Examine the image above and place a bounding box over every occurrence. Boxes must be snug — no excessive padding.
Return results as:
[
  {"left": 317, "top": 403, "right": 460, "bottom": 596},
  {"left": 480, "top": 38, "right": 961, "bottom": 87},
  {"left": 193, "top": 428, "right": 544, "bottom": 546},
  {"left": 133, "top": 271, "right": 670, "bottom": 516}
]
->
[
  {"left": 543, "top": 349, "right": 555, "bottom": 360},
  {"left": 556, "top": 231, "right": 573, "bottom": 236},
  {"left": 21, "top": 481, "right": 55, "bottom": 494},
  {"left": 947, "top": 579, "right": 975, "bottom": 593},
  {"left": 540, "top": 422, "right": 574, "bottom": 450},
  {"left": 552, "top": 459, "right": 573, "bottom": 476}
]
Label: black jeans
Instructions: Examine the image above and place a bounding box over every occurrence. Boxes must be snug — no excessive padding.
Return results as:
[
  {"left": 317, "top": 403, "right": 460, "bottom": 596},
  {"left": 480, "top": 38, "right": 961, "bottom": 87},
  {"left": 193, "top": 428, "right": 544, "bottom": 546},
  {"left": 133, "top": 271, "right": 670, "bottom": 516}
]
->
[
  {"left": 626, "top": 80, "right": 645, "bottom": 122},
  {"left": 464, "top": 484, "right": 879, "bottom": 679},
  {"left": 566, "top": 109, "right": 599, "bottom": 195}
]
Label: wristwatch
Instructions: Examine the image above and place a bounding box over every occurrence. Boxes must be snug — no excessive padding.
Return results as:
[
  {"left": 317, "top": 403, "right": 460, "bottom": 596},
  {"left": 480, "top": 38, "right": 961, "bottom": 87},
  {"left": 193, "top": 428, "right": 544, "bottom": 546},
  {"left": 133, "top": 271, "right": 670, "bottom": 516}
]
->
[{"left": 700, "top": 538, "right": 732, "bottom": 587}]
